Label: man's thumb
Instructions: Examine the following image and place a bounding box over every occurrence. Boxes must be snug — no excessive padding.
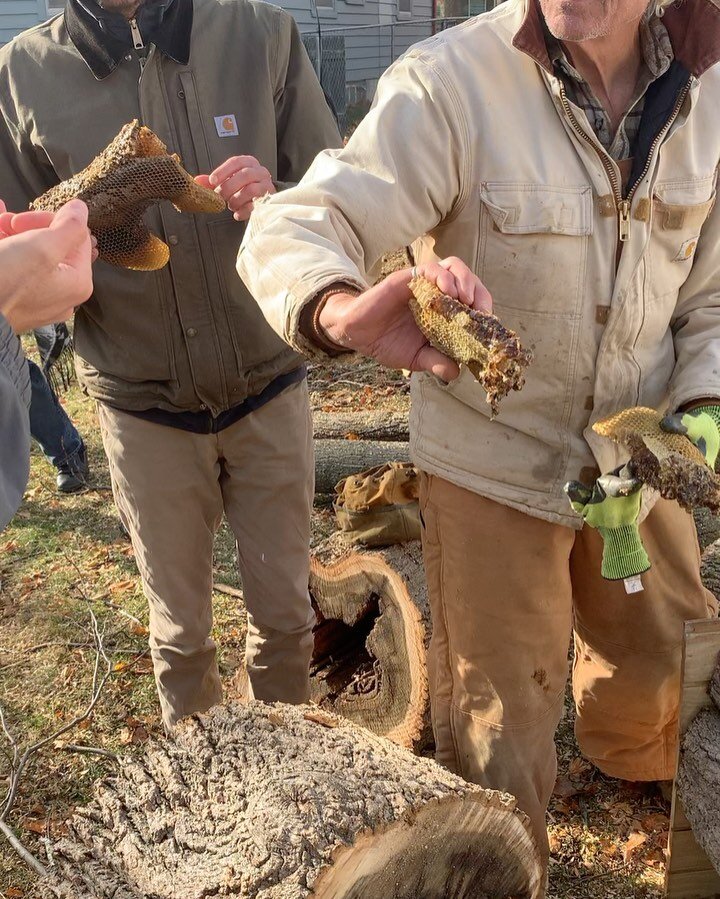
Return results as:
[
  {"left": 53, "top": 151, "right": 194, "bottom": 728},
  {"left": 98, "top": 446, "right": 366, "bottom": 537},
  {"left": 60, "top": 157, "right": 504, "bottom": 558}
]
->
[{"left": 47, "top": 199, "right": 90, "bottom": 256}]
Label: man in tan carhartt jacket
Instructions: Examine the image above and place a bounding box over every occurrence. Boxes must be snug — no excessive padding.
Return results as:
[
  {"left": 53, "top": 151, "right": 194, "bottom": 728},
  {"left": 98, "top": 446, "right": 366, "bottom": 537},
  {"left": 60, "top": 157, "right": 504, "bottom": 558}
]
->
[
  {"left": 0, "top": 0, "right": 341, "bottom": 729},
  {"left": 239, "top": 0, "right": 720, "bottom": 859}
]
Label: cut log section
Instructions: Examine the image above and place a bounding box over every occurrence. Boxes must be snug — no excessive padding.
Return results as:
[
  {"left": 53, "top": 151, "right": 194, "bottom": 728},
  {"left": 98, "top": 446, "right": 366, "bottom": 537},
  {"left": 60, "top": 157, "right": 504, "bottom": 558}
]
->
[
  {"left": 666, "top": 620, "right": 720, "bottom": 898},
  {"left": 677, "top": 704, "right": 720, "bottom": 877},
  {"left": 41, "top": 702, "right": 544, "bottom": 899},
  {"left": 314, "top": 438, "right": 410, "bottom": 494},
  {"left": 309, "top": 541, "right": 430, "bottom": 749},
  {"left": 313, "top": 410, "right": 409, "bottom": 442}
]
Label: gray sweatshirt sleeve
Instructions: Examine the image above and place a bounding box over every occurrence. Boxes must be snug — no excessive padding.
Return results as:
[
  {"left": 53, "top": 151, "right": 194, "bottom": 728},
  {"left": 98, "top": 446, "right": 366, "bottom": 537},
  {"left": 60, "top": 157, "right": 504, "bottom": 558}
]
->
[{"left": 0, "top": 312, "right": 30, "bottom": 530}]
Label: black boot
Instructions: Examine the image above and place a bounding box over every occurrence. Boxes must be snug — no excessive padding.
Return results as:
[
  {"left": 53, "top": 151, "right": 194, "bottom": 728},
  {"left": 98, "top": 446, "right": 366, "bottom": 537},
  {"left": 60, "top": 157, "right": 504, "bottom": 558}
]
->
[{"left": 56, "top": 445, "right": 90, "bottom": 494}]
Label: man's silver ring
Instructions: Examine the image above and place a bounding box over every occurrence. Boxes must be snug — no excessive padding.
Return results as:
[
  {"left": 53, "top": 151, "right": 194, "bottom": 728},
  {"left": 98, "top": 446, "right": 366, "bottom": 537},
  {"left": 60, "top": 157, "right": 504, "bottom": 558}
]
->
[{"left": 411, "top": 266, "right": 418, "bottom": 279}]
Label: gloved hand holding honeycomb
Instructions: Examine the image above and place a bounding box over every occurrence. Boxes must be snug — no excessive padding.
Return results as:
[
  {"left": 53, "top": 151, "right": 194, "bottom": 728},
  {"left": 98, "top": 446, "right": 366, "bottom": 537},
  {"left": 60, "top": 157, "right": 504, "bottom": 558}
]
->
[
  {"left": 564, "top": 467, "right": 650, "bottom": 581},
  {"left": 660, "top": 406, "right": 720, "bottom": 469}
]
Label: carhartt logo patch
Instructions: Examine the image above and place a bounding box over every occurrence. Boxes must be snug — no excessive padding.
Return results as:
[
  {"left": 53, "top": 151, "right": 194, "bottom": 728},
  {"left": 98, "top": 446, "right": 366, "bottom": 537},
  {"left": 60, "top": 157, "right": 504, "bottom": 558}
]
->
[
  {"left": 674, "top": 237, "right": 698, "bottom": 262},
  {"left": 214, "top": 114, "right": 239, "bottom": 138}
]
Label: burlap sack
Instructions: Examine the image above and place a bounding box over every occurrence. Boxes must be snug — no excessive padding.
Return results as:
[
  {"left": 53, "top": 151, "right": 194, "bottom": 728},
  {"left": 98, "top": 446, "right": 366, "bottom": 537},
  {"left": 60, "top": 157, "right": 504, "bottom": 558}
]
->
[{"left": 333, "top": 462, "right": 421, "bottom": 547}]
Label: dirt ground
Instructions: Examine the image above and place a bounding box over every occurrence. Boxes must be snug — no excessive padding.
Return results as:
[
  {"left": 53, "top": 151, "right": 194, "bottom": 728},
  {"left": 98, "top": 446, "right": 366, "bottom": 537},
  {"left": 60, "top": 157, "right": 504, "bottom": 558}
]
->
[{"left": 0, "top": 354, "right": 668, "bottom": 898}]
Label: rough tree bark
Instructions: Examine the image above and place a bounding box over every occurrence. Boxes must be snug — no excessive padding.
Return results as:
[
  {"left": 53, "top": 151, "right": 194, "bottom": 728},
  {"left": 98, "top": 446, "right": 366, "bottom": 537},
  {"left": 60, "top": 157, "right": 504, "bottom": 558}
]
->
[
  {"left": 309, "top": 541, "right": 430, "bottom": 749},
  {"left": 314, "top": 438, "right": 410, "bottom": 494},
  {"left": 40, "top": 702, "right": 544, "bottom": 899},
  {"left": 313, "top": 410, "right": 409, "bottom": 443},
  {"left": 677, "top": 703, "right": 720, "bottom": 877}
]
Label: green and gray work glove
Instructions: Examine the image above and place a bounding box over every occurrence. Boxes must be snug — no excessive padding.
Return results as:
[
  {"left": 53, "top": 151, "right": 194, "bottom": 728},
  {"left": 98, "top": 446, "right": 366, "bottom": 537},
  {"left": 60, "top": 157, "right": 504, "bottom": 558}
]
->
[
  {"left": 660, "top": 405, "right": 720, "bottom": 469},
  {"left": 564, "top": 466, "right": 650, "bottom": 582}
]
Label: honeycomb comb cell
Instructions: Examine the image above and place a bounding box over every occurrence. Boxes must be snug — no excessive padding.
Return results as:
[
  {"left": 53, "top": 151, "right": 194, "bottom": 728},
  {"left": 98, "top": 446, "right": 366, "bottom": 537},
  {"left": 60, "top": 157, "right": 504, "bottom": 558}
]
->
[
  {"left": 593, "top": 406, "right": 720, "bottom": 512},
  {"left": 408, "top": 276, "right": 532, "bottom": 416},
  {"left": 31, "top": 120, "right": 226, "bottom": 271}
]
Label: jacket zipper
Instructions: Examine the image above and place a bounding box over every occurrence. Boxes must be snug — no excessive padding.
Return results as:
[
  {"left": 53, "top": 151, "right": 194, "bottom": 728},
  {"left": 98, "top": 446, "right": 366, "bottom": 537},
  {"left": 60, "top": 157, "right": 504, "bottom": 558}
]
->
[
  {"left": 128, "top": 17, "right": 146, "bottom": 69},
  {"left": 559, "top": 80, "right": 692, "bottom": 243}
]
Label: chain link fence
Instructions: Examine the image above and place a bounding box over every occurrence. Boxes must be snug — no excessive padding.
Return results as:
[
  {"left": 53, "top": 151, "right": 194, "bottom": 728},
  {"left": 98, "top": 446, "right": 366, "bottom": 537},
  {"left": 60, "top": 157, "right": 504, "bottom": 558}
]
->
[{"left": 301, "top": 16, "right": 469, "bottom": 134}]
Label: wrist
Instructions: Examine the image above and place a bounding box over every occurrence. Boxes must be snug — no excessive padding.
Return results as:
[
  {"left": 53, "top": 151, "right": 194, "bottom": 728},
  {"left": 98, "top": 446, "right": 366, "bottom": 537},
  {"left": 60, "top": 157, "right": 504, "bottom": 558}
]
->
[
  {"left": 299, "top": 283, "right": 360, "bottom": 356},
  {"left": 597, "top": 524, "right": 650, "bottom": 580},
  {"left": 317, "top": 291, "right": 358, "bottom": 348}
]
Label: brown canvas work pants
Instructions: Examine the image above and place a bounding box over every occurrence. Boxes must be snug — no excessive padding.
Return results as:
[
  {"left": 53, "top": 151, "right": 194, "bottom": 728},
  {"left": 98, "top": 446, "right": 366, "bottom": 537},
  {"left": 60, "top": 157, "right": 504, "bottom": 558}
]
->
[
  {"left": 419, "top": 473, "right": 717, "bottom": 858},
  {"left": 98, "top": 380, "right": 316, "bottom": 729}
]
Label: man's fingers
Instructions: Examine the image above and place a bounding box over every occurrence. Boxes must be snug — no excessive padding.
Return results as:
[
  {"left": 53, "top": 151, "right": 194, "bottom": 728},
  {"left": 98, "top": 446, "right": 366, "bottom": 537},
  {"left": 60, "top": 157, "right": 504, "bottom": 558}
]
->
[
  {"left": 0, "top": 199, "right": 5, "bottom": 215},
  {"left": 0, "top": 211, "right": 13, "bottom": 238},
  {"left": 8, "top": 210, "right": 56, "bottom": 234},
  {"left": 219, "top": 167, "right": 272, "bottom": 199},
  {"left": 412, "top": 345, "right": 460, "bottom": 381},
  {"left": 659, "top": 412, "right": 687, "bottom": 436},
  {"left": 45, "top": 200, "right": 90, "bottom": 259},
  {"left": 194, "top": 174, "right": 213, "bottom": 190},
  {"left": 208, "top": 155, "right": 264, "bottom": 188},
  {"left": 473, "top": 281, "right": 493, "bottom": 313},
  {"left": 229, "top": 180, "right": 271, "bottom": 209}
]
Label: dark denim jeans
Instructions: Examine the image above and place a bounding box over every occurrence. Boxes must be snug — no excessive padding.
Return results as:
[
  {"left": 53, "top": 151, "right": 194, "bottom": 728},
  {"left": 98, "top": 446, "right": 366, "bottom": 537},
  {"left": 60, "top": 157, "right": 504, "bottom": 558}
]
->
[{"left": 28, "top": 360, "right": 84, "bottom": 471}]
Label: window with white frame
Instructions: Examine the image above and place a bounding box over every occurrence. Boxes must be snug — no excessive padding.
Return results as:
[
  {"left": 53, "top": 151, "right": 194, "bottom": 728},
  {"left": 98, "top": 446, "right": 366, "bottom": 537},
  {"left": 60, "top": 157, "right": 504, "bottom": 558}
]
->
[
  {"left": 398, "top": 0, "right": 412, "bottom": 15},
  {"left": 315, "top": 0, "right": 335, "bottom": 10}
]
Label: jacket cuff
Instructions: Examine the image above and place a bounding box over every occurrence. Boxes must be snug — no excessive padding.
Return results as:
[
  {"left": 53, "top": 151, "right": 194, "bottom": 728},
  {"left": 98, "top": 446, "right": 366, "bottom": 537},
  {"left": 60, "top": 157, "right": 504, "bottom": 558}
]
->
[
  {"left": 687, "top": 404, "right": 720, "bottom": 430},
  {"left": 597, "top": 524, "right": 651, "bottom": 580},
  {"left": 298, "top": 282, "right": 361, "bottom": 357},
  {"left": 0, "top": 312, "right": 30, "bottom": 408}
]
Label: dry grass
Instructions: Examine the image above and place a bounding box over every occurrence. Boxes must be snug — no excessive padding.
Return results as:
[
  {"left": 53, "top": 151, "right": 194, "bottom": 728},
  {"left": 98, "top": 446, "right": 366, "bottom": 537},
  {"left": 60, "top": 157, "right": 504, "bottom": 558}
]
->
[{"left": 0, "top": 362, "right": 667, "bottom": 898}]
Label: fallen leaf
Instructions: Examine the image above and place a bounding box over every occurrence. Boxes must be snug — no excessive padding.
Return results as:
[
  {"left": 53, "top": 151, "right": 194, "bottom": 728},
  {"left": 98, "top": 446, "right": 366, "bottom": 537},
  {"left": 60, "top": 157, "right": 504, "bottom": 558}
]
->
[
  {"left": 641, "top": 812, "right": 669, "bottom": 833},
  {"left": 553, "top": 775, "right": 579, "bottom": 799},
  {"left": 130, "top": 623, "right": 149, "bottom": 637},
  {"left": 23, "top": 819, "right": 47, "bottom": 834},
  {"left": 303, "top": 710, "right": 340, "bottom": 728},
  {"left": 622, "top": 830, "right": 648, "bottom": 863},
  {"left": 109, "top": 579, "right": 135, "bottom": 594},
  {"left": 6, "top": 887, "right": 23, "bottom": 897},
  {"left": 344, "top": 432, "right": 360, "bottom": 441},
  {"left": 567, "top": 757, "right": 593, "bottom": 780},
  {"left": 1, "top": 540, "right": 19, "bottom": 553}
]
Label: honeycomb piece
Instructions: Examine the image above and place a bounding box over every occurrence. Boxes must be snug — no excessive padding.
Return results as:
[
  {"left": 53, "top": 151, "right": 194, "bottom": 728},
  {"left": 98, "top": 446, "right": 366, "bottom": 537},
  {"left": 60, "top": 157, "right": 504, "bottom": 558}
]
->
[
  {"left": 408, "top": 276, "right": 532, "bottom": 416},
  {"left": 31, "top": 120, "right": 225, "bottom": 271},
  {"left": 593, "top": 406, "right": 720, "bottom": 512}
]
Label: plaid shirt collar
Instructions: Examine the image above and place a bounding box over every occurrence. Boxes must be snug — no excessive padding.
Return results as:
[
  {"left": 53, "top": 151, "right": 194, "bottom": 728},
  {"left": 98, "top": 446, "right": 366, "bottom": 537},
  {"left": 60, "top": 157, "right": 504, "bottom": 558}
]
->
[{"left": 545, "top": 7, "right": 674, "bottom": 161}]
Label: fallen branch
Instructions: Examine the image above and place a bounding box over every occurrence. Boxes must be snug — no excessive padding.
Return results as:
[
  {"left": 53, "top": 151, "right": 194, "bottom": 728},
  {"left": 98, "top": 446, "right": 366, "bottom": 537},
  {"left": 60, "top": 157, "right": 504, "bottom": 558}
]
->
[
  {"left": 213, "top": 582, "right": 244, "bottom": 599},
  {"left": 61, "top": 744, "right": 119, "bottom": 761}
]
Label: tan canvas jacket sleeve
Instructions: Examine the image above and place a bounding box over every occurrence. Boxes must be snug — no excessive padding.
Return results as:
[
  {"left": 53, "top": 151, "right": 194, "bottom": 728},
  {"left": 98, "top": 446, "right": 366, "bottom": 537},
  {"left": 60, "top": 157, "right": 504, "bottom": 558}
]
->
[
  {"left": 668, "top": 182, "right": 720, "bottom": 411},
  {"left": 238, "top": 50, "right": 470, "bottom": 357}
]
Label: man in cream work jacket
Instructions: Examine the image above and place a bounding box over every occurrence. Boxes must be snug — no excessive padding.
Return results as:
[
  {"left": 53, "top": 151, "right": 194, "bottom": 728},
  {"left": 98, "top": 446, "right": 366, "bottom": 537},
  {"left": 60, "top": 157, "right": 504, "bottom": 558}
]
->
[
  {"left": 0, "top": 0, "right": 340, "bottom": 728},
  {"left": 240, "top": 0, "right": 720, "bottom": 857}
]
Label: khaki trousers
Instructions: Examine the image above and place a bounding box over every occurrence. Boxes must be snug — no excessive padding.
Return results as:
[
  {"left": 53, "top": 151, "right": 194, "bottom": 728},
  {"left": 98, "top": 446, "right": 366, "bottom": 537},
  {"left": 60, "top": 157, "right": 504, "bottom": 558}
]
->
[
  {"left": 98, "top": 380, "right": 316, "bottom": 729},
  {"left": 419, "top": 473, "right": 717, "bottom": 857}
]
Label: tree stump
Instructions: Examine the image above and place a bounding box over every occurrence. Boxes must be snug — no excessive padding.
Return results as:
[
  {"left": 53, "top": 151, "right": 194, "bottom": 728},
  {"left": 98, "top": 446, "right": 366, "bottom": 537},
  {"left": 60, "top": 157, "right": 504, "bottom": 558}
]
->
[
  {"left": 309, "top": 541, "right": 430, "bottom": 749},
  {"left": 314, "top": 439, "right": 410, "bottom": 494},
  {"left": 677, "top": 706, "right": 720, "bottom": 876},
  {"left": 41, "top": 702, "right": 544, "bottom": 899}
]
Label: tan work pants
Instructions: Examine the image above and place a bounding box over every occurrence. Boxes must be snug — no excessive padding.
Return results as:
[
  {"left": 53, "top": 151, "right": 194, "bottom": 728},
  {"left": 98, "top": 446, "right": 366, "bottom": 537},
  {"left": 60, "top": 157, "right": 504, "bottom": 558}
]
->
[
  {"left": 98, "top": 380, "right": 316, "bottom": 729},
  {"left": 420, "top": 473, "right": 717, "bottom": 857}
]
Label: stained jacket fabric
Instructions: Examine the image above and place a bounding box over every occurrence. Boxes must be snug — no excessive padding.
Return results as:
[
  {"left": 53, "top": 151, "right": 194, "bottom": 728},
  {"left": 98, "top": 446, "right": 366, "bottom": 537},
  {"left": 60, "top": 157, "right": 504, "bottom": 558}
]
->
[
  {"left": 238, "top": 0, "right": 720, "bottom": 526},
  {"left": 0, "top": 314, "right": 30, "bottom": 530},
  {"left": 0, "top": 0, "right": 341, "bottom": 414}
]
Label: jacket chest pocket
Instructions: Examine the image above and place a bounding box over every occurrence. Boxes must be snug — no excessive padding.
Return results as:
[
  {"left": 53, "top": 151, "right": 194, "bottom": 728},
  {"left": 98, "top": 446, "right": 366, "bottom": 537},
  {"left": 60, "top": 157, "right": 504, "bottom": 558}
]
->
[
  {"left": 646, "top": 177, "right": 716, "bottom": 298},
  {"left": 476, "top": 183, "right": 593, "bottom": 316}
]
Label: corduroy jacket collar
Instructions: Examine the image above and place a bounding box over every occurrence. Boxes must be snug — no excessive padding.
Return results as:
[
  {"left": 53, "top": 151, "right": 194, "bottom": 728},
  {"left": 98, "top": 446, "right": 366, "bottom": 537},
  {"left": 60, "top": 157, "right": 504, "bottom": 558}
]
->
[
  {"left": 64, "top": 0, "right": 193, "bottom": 80},
  {"left": 513, "top": 0, "right": 720, "bottom": 79}
]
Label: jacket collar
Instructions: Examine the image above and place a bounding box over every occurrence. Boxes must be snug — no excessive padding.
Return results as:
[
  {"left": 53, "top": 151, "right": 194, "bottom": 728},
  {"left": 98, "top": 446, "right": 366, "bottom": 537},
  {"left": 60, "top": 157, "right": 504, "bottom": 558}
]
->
[
  {"left": 513, "top": 0, "right": 720, "bottom": 79},
  {"left": 64, "top": 0, "right": 193, "bottom": 80}
]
